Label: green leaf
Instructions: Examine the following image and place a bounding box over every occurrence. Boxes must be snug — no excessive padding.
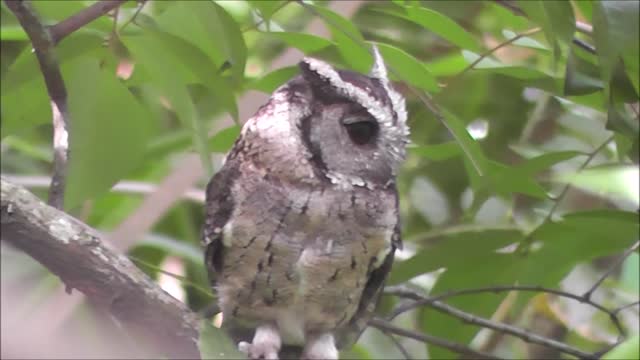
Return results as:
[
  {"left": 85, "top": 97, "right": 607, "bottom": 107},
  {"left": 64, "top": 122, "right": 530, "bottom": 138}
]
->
[
  {"left": 424, "top": 53, "right": 468, "bottom": 77},
  {"left": 573, "top": 0, "right": 593, "bottom": 22},
  {"left": 249, "top": 66, "right": 298, "bottom": 93},
  {"left": 266, "top": 32, "right": 334, "bottom": 53},
  {"left": 518, "top": 0, "right": 575, "bottom": 63},
  {"left": 307, "top": 4, "right": 371, "bottom": 72},
  {"left": 487, "top": 161, "right": 548, "bottom": 199},
  {"left": 555, "top": 165, "right": 639, "bottom": 204},
  {"left": 424, "top": 252, "right": 522, "bottom": 359},
  {"left": 0, "top": 25, "right": 26, "bottom": 40},
  {"left": 390, "top": 6, "right": 480, "bottom": 52},
  {"left": 156, "top": 1, "right": 247, "bottom": 84},
  {"left": 521, "top": 209, "right": 639, "bottom": 287},
  {"left": 592, "top": 1, "right": 640, "bottom": 87},
  {"left": 65, "top": 59, "right": 151, "bottom": 209},
  {"left": 123, "top": 31, "right": 214, "bottom": 177},
  {"left": 515, "top": 151, "right": 584, "bottom": 174},
  {"left": 440, "top": 108, "right": 489, "bottom": 178},
  {"left": 502, "top": 29, "right": 549, "bottom": 51},
  {"left": 208, "top": 126, "right": 241, "bottom": 153},
  {"left": 199, "top": 320, "right": 246, "bottom": 359},
  {"left": 564, "top": 46, "right": 605, "bottom": 95},
  {"left": 1, "top": 33, "right": 106, "bottom": 138},
  {"left": 247, "top": 0, "right": 285, "bottom": 21},
  {"left": 461, "top": 50, "right": 554, "bottom": 80},
  {"left": 408, "top": 142, "right": 460, "bottom": 161},
  {"left": 0, "top": 68, "right": 50, "bottom": 138},
  {"left": 603, "top": 334, "right": 639, "bottom": 360},
  {"left": 390, "top": 227, "right": 522, "bottom": 284},
  {"left": 374, "top": 42, "right": 438, "bottom": 92},
  {"left": 138, "top": 29, "right": 238, "bottom": 121}
]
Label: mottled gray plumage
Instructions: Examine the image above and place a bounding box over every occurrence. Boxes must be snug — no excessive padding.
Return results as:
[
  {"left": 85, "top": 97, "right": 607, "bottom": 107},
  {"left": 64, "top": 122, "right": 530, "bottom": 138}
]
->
[{"left": 202, "top": 47, "right": 408, "bottom": 360}]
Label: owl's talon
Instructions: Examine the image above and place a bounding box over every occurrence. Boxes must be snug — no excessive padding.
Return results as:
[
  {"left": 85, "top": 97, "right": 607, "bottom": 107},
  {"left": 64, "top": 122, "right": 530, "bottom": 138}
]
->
[
  {"left": 240, "top": 324, "right": 281, "bottom": 360},
  {"left": 238, "top": 341, "right": 251, "bottom": 355},
  {"left": 302, "top": 333, "right": 338, "bottom": 360}
]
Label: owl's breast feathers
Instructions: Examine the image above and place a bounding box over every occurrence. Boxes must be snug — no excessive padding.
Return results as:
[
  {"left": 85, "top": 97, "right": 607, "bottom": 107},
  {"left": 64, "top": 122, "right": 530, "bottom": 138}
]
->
[{"left": 203, "top": 152, "right": 400, "bottom": 348}]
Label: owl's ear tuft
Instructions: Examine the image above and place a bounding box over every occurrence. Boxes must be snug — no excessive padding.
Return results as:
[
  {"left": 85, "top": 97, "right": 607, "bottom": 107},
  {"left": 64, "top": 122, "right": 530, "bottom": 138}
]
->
[
  {"left": 369, "top": 45, "right": 388, "bottom": 81},
  {"left": 299, "top": 58, "right": 341, "bottom": 101}
]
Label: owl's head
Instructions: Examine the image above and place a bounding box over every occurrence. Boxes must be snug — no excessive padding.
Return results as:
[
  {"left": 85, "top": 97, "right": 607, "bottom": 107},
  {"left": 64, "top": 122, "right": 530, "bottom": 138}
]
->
[
  {"left": 241, "top": 47, "right": 409, "bottom": 189},
  {"left": 295, "top": 47, "right": 409, "bottom": 189}
]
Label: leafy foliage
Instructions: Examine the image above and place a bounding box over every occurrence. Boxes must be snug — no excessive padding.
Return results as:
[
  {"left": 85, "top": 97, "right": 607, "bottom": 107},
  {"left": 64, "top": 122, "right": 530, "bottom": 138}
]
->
[{"left": 1, "top": 0, "right": 638, "bottom": 359}]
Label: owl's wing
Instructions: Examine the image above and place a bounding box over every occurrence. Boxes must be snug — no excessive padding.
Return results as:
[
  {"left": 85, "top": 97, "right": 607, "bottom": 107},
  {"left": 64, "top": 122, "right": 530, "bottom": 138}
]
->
[
  {"left": 202, "top": 158, "right": 240, "bottom": 280},
  {"left": 336, "top": 199, "right": 402, "bottom": 350}
]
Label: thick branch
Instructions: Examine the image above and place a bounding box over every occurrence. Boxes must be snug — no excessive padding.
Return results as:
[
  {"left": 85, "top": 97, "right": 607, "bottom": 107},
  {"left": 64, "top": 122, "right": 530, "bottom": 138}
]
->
[
  {"left": 4, "top": 0, "right": 69, "bottom": 210},
  {"left": 0, "top": 178, "right": 200, "bottom": 359},
  {"left": 49, "top": 0, "right": 128, "bottom": 44}
]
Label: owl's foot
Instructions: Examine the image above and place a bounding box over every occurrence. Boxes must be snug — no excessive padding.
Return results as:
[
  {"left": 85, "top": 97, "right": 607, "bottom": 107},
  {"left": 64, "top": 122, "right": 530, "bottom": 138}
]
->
[
  {"left": 238, "top": 324, "right": 282, "bottom": 360},
  {"left": 302, "top": 333, "right": 338, "bottom": 360}
]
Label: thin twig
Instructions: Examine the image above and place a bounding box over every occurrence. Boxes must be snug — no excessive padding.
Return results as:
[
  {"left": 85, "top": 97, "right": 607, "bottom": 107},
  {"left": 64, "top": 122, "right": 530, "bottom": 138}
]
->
[
  {"left": 242, "top": 0, "right": 290, "bottom": 32},
  {"left": 5, "top": 0, "right": 70, "bottom": 210},
  {"left": 572, "top": 37, "right": 596, "bottom": 54},
  {"left": 613, "top": 300, "right": 640, "bottom": 315},
  {"left": 452, "top": 27, "right": 542, "bottom": 82},
  {"left": 377, "top": 328, "right": 412, "bottom": 360},
  {"left": 518, "top": 134, "right": 615, "bottom": 254},
  {"left": 385, "top": 284, "right": 626, "bottom": 339},
  {"left": 369, "top": 318, "right": 500, "bottom": 360},
  {"left": 584, "top": 240, "right": 640, "bottom": 301},
  {"left": 385, "top": 295, "right": 596, "bottom": 359},
  {"left": 119, "top": 0, "right": 147, "bottom": 32},
  {"left": 49, "top": 0, "right": 128, "bottom": 44}
]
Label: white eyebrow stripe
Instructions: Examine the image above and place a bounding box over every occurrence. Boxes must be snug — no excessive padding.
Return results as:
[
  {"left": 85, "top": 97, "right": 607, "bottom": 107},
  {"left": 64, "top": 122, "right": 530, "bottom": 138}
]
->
[{"left": 302, "top": 57, "right": 394, "bottom": 127}]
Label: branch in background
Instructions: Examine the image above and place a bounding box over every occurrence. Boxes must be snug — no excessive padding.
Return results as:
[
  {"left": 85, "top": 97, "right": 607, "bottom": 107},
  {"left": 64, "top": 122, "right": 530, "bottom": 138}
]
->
[
  {"left": 369, "top": 318, "right": 500, "bottom": 360},
  {"left": 583, "top": 240, "right": 640, "bottom": 301},
  {"left": 4, "top": 0, "right": 70, "bottom": 209},
  {"left": 49, "top": 0, "right": 128, "bottom": 44},
  {"left": 383, "top": 289, "right": 596, "bottom": 359},
  {"left": 449, "top": 27, "right": 542, "bottom": 85},
  {"left": 119, "top": 0, "right": 148, "bottom": 32},
  {"left": 2, "top": 174, "right": 206, "bottom": 204},
  {"left": 386, "top": 284, "right": 627, "bottom": 339},
  {"left": 377, "top": 327, "right": 412, "bottom": 360},
  {"left": 518, "top": 134, "right": 616, "bottom": 254},
  {"left": 614, "top": 301, "right": 640, "bottom": 315},
  {"left": 0, "top": 178, "right": 200, "bottom": 359},
  {"left": 492, "top": 0, "right": 596, "bottom": 54}
]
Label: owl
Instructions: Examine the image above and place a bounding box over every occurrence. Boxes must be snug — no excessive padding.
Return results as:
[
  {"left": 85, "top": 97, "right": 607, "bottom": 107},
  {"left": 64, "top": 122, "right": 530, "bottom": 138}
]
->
[{"left": 202, "top": 47, "right": 409, "bottom": 360}]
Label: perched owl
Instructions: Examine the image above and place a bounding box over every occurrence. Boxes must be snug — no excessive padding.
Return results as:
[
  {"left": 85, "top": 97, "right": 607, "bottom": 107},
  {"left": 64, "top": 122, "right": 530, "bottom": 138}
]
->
[{"left": 202, "top": 47, "right": 409, "bottom": 360}]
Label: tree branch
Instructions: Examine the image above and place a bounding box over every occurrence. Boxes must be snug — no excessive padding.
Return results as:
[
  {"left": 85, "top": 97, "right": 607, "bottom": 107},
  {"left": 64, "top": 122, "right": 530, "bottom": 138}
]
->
[
  {"left": 384, "top": 292, "right": 596, "bottom": 359},
  {"left": 2, "top": 174, "right": 206, "bottom": 204},
  {"left": 49, "top": 0, "right": 128, "bottom": 44},
  {"left": 369, "top": 318, "right": 500, "bottom": 360},
  {"left": 385, "top": 281, "right": 636, "bottom": 359},
  {"left": 4, "top": 0, "right": 71, "bottom": 209},
  {"left": 0, "top": 178, "right": 201, "bottom": 359},
  {"left": 583, "top": 240, "right": 640, "bottom": 301}
]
